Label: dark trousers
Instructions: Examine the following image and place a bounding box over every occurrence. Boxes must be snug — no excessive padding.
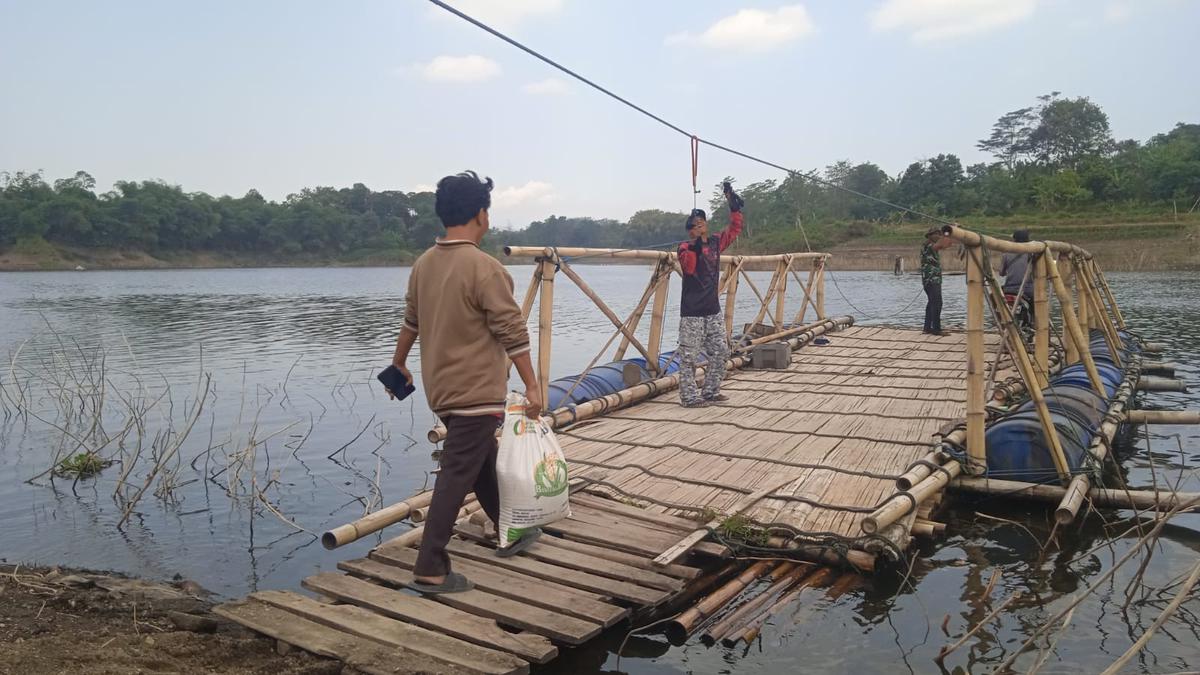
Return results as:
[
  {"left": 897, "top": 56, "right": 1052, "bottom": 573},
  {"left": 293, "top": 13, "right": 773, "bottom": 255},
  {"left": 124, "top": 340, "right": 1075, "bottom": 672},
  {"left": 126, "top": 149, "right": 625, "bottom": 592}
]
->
[
  {"left": 413, "top": 414, "right": 502, "bottom": 578},
  {"left": 923, "top": 281, "right": 943, "bottom": 333}
]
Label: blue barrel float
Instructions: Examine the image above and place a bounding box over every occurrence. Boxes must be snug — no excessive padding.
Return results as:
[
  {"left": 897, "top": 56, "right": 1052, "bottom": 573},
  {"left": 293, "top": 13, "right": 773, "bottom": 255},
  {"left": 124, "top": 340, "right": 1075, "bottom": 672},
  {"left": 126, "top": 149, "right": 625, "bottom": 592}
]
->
[
  {"left": 985, "top": 326, "right": 1137, "bottom": 481},
  {"left": 545, "top": 350, "right": 702, "bottom": 410}
]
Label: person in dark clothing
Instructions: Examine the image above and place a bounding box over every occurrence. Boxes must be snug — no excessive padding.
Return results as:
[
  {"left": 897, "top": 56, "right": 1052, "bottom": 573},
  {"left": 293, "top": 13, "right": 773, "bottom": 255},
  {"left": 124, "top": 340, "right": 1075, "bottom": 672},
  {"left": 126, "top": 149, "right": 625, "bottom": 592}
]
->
[
  {"left": 1001, "top": 229, "right": 1035, "bottom": 329},
  {"left": 1001, "top": 229, "right": 1034, "bottom": 300},
  {"left": 676, "top": 182, "right": 744, "bottom": 407},
  {"left": 921, "top": 227, "right": 953, "bottom": 335},
  {"left": 390, "top": 171, "right": 542, "bottom": 594}
]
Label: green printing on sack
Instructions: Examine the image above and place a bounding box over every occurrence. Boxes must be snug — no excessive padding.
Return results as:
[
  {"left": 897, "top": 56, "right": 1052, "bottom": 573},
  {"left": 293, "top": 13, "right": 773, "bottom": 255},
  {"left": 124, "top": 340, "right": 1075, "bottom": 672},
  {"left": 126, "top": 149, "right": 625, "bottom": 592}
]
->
[{"left": 533, "top": 455, "right": 569, "bottom": 498}]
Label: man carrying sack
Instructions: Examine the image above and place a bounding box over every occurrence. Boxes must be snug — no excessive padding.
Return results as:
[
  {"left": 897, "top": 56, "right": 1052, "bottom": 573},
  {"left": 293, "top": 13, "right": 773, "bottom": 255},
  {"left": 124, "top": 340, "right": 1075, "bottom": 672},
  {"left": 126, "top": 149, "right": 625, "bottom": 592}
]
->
[
  {"left": 390, "top": 171, "right": 542, "bottom": 594},
  {"left": 676, "top": 181, "right": 744, "bottom": 408}
]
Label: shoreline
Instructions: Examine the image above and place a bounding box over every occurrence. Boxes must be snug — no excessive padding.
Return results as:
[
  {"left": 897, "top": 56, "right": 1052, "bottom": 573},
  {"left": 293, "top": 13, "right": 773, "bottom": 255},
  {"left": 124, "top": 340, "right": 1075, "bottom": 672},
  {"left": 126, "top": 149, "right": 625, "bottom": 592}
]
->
[
  {"left": 2, "top": 223, "right": 1198, "bottom": 273},
  {"left": 0, "top": 564, "right": 332, "bottom": 674}
]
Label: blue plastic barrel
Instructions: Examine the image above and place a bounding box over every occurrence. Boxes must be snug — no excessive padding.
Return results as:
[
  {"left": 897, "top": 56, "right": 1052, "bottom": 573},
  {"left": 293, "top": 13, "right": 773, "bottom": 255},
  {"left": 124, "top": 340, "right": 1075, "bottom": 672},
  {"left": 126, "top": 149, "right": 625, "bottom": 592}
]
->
[
  {"left": 1015, "top": 384, "right": 1107, "bottom": 429},
  {"left": 546, "top": 362, "right": 641, "bottom": 410},
  {"left": 986, "top": 409, "right": 1095, "bottom": 482}
]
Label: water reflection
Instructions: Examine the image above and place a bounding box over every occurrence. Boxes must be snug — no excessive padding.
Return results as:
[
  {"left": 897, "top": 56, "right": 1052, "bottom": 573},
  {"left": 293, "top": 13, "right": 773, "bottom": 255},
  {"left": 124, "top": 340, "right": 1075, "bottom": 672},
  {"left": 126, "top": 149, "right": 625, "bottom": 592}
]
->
[{"left": 0, "top": 267, "right": 1198, "bottom": 674}]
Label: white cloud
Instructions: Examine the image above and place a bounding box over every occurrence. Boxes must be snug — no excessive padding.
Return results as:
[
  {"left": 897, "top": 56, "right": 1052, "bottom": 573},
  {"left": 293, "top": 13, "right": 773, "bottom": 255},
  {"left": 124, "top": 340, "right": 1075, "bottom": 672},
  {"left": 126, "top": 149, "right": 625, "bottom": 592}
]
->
[
  {"left": 522, "top": 77, "right": 569, "bottom": 95},
  {"left": 427, "top": 0, "right": 563, "bottom": 29},
  {"left": 870, "top": 0, "right": 1038, "bottom": 43},
  {"left": 412, "top": 183, "right": 436, "bottom": 193},
  {"left": 666, "top": 5, "right": 815, "bottom": 53},
  {"left": 416, "top": 55, "right": 501, "bottom": 83},
  {"left": 493, "top": 180, "right": 556, "bottom": 209}
]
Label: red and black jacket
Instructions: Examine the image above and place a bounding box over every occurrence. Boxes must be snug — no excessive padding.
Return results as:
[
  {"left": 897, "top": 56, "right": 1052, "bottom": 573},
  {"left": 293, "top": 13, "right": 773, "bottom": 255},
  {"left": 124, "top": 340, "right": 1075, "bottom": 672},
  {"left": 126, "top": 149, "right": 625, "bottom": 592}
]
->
[{"left": 677, "top": 211, "right": 744, "bottom": 318}]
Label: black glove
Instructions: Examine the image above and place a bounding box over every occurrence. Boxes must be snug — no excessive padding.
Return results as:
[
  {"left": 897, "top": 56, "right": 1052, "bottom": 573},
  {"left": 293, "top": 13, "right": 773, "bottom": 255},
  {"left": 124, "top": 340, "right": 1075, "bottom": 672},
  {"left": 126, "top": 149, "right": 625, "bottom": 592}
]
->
[
  {"left": 723, "top": 181, "right": 744, "bottom": 213},
  {"left": 693, "top": 237, "right": 705, "bottom": 252}
]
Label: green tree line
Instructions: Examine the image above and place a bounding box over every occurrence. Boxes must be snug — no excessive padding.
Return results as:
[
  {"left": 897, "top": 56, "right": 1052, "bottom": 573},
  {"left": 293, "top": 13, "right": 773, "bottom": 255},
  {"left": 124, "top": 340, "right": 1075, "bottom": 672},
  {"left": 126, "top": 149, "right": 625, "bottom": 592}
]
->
[{"left": 3, "top": 93, "right": 1197, "bottom": 258}]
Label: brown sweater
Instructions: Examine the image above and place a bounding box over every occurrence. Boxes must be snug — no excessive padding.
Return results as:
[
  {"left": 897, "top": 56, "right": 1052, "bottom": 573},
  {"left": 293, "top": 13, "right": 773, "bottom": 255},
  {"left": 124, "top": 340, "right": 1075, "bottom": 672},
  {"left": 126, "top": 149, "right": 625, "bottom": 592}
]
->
[{"left": 402, "top": 239, "right": 531, "bottom": 417}]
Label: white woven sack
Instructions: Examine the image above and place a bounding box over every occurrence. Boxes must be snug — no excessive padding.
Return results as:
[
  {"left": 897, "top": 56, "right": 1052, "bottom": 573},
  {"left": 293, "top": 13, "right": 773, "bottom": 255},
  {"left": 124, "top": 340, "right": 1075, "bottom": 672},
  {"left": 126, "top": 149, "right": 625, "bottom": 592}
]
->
[{"left": 496, "top": 392, "right": 571, "bottom": 546}]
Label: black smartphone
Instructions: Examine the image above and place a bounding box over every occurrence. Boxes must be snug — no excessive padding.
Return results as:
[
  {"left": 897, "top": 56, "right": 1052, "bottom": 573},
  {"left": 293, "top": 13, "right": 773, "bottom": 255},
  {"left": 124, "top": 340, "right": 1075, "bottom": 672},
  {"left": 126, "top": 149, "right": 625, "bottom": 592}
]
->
[{"left": 377, "top": 365, "right": 416, "bottom": 401}]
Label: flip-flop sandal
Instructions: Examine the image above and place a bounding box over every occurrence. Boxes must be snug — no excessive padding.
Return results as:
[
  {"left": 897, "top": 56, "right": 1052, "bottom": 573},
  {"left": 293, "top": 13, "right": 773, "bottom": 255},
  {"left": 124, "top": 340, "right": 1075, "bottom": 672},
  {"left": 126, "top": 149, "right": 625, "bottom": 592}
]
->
[
  {"left": 495, "top": 528, "right": 542, "bottom": 558},
  {"left": 408, "top": 571, "right": 474, "bottom": 595}
]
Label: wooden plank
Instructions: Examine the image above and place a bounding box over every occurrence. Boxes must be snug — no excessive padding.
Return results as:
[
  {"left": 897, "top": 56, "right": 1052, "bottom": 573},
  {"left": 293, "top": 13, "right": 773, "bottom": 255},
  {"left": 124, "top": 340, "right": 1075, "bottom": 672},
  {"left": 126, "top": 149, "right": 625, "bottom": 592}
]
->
[
  {"left": 251, "top": 590, "right": 528, "bottom": 675},
  {"left": 442, "top": 538, "right": 669, "bottom": 606},
  {"left": 448, "top": 524, "right": 681, "bottom": 592},
  {"left": 655, "top": 479, "right": 790, "bottom": 567},
  {"left": 537, "top": 535, "right": 702, "bottom": 580},
  {"left": 571, "top": 493, "right": 703, "bottom": 531},
  {"left": 215, "top": 598, "right": 456, "bottom": 675},
  {"left": 566, "top": 506, "right": 689, "bottom": 537},
  {"left": 301, "top": 572, "right": 556, "bottom": 664},
  {"left": 337, "top": 559, "right": 601, "bottom": 645},
  {"left": 543, "top": 517, "right": 735, "bottom": 558},
  {"left": 369, "top": 545, "right": 629, "bottom": 627}
]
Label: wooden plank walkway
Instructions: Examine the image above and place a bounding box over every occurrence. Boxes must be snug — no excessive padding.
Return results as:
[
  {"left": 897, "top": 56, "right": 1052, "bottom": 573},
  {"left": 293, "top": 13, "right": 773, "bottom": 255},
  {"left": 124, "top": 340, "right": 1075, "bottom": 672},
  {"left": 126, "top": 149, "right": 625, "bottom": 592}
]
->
[
  {"left": 218, "top": 506, "right": 710, "bottom": 674},
  {"left": 217, "top": 324, "right": 996, "bottom": 673},
  {"left": 562, "top": 325, "right": 1000, "bottom": 540}
]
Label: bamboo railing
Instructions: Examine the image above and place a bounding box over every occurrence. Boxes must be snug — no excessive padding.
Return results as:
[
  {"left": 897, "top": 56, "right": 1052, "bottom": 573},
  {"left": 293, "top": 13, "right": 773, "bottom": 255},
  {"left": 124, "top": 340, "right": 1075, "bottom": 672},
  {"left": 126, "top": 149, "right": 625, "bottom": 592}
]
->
[
  {"left": 502, "top": 246, "right": 832, "bottom": 411},
  {"left": 863, "top": 225, "right": 1139, "bottom": 535}
]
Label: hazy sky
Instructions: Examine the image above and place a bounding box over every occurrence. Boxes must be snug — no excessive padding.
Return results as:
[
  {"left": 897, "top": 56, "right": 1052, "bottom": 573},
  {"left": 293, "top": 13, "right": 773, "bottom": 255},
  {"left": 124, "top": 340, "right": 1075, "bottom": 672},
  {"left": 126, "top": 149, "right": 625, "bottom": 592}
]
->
[{"left": 2, "top": 0, "right": 1197, "bottom": 229}]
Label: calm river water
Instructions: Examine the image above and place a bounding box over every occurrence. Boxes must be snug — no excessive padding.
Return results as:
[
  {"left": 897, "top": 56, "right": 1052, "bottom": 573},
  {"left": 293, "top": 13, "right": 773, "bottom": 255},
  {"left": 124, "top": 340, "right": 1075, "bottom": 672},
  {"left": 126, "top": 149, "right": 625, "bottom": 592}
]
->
[{"left": 1, "top": 265, "right": 1197, "bottom": 674}]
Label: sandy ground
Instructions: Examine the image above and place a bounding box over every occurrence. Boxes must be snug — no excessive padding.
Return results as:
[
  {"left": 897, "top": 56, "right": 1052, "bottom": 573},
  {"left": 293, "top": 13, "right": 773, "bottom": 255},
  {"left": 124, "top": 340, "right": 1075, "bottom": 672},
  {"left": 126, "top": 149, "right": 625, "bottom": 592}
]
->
[{"left": 0, "top": 565, "right": 338, "bottom": 675}]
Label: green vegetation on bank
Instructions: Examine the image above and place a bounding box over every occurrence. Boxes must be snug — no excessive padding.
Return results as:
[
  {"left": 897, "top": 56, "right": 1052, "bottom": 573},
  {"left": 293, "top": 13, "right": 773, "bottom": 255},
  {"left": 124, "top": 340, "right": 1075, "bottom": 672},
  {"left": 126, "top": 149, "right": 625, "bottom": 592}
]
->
[{"left": 2, "top": 93, "right": 1197, "bottom": 267}]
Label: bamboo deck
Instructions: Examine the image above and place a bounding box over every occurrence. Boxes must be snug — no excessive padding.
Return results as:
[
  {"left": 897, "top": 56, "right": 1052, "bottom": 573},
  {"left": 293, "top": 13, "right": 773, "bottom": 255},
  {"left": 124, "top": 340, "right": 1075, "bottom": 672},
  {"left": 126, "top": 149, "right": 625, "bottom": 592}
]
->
[
  {"left": 215, "top": 501, "right": 723, "bottom": 675},
  {"left": 562, "top": 325, "right": 1001, "bottom": 541},
  {"left": 215, "top": 324, "right": 1005, "bottom": 674}
]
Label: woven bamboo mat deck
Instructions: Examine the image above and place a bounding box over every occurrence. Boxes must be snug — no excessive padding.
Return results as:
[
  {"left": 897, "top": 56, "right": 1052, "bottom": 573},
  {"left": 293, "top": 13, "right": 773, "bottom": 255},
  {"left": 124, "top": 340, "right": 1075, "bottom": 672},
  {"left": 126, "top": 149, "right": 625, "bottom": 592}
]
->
[{"left": 562, "top": 325, "right": 1003, "bottom": 541}]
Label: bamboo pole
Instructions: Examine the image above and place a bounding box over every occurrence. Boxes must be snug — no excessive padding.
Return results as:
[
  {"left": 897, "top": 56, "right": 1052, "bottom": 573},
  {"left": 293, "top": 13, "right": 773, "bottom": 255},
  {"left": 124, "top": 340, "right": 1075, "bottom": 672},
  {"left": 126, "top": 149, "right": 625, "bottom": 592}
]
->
[
  {"left": 965, "top": 247, "right": 987, "bottom": 473},
  {"left": 614, "top": 264, "right": 664, "bottom": 361},
  {"left": 1033, "top": 253, "right": 1050, "bottom": 382},
  {"left": 792, "top": 265, "right": 818, "bottom": 325},
  {"left": 1140, "top": 361, "right": 1177, "bottom": 377},
  {"left": 410, "top": 495, "right": 481, "bottom": 524},
  {"left": 815, "top": 259, "right": 826, "bottom": 320},
  {"left": 1055, "top": 360, "right": 1139, "bottom": 523},
  {"left": 646, "top": 262, "right": 670, "bottom": 374},
  {"left": 861, "top": 459, "right": 962, "bottom": 534},
  {"left": 1138, "top": 376, "right": 1188, "bottom": 392},
  {"left": 895, "top": 449, "right": 953, "bottom": 491},
  {"left": 537, "top": 259, "right": 556, "bottom": 411},
  {"left": 1126, "top": 410, "right": 1200, "bottom": 424},
  {"left": 701, "top": 563, "right": 803, "bottom": 645},
  {"left": 502, "top": 246, "right": 829, "bottom": 263},
  {"left": 744, "top": 263, "right": 786, "bottom": 336},
  {"left": 1075, "top": 258, "right": 1122, "bottom": 367},
  {"left": 951, "top": 477, "right": 1200, "bottom": 513},
  {"left": 655, "top": 478, "right": 792, "bottom": 567},
  {"left": 763, "top": 535, "right": 875, "bottom": 573},
  {"left": 732, "top": 568, "right": 838, "bottom": 646},
  {"left": 665, "top": 561, "right": 774, "bottom": 644},
  {"left": 724, "top": 259, "right": 742, "bottom": 342},
  {"left": 1092, "top": 261, "right": 1126, "bottom": 329},
  {"left": 774, "top": 257, "right": 790, "bottom": 328},
  {"left": 1059, "top": 255, "right": 1079, "bottom": 365},
  {"left": 1075, "top": 259, "right": 1091, "bottom": 331},
  {"left": 321, "top": 491, "right": 434, "bottom": 549},
  {"left": 1046, "top": 255, "right": 1105, "bottom": 394},
  {"left": 977, "top": 249, "right": 1071, "bottom": 482},
  {"left": 556, "top": 258, "right": 656, "bottom": 368}
]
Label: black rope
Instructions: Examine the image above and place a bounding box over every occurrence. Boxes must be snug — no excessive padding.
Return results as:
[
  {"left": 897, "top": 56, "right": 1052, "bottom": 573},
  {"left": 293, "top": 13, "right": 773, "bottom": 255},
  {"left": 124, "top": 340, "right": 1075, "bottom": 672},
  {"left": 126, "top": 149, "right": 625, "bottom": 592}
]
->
[
  {"left": 426, "top": 0, "right": 959, "bottom": 227},
  {"left": 606, "top": 413, "right": 932, "bottom": 447},
  {"left": 560, "top": 428, "right": 906, "bottom": 481}
]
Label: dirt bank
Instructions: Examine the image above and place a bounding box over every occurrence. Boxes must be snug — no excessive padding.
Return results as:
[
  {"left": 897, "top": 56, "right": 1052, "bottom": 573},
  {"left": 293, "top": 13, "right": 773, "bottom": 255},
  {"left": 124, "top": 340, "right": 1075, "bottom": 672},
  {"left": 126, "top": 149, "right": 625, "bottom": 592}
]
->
[
  {"left": 0, "top": 244, "right": 414, "bottom": 272},
  {"left": 0, "top": 565, "right": 336, "bottom": 675},
  {"left": 829, "top": 226, "right": 1200, "bottom": 273}
]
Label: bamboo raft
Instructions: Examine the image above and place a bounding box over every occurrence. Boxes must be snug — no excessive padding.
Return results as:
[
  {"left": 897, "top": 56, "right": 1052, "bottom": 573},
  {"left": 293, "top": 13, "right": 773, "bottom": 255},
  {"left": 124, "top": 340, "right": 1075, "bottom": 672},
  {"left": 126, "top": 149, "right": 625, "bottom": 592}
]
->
[{"left": 215, "top": 228, "right": 1196, "bottom": 674}]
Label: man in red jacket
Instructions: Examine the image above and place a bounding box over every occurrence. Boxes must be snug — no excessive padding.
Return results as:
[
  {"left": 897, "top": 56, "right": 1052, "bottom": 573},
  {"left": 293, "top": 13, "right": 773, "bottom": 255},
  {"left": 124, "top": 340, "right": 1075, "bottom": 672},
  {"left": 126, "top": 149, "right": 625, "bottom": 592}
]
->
[{"left": 676, "top": 182, "right": 744, "bottom": 407}]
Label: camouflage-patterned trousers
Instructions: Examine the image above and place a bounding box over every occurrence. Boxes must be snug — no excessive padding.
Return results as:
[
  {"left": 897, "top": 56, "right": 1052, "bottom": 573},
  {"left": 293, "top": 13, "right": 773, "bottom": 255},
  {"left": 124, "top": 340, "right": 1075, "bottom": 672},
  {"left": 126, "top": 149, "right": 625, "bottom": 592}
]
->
[{"left": 677, "top": 313, "right": 730, "bottom": 405}]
